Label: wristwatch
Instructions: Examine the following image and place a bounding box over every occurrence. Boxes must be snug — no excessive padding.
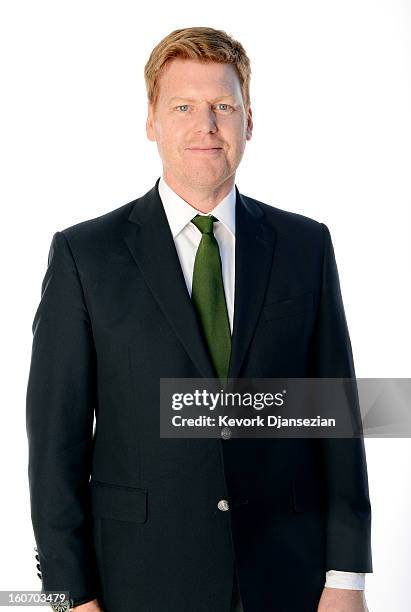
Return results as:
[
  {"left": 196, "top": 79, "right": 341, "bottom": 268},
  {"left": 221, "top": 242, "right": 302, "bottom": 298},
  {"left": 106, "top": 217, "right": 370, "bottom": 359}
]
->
[{"left": 50, "top": 601, "right": 71, "bottom": 612}]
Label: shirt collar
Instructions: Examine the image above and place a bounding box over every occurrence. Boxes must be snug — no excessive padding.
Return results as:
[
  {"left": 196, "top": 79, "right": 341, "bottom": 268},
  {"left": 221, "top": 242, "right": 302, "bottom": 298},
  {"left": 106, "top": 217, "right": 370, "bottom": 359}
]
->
[{"left": 158, "top": 174, "right": 236, "bottom": 239}]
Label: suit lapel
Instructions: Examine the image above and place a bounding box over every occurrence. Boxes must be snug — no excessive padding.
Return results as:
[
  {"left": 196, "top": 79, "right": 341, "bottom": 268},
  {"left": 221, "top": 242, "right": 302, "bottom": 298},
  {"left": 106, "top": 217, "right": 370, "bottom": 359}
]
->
[
  {"left": 228, "top": 189, "right": 277, "bottom": 379},
  {"left": 123, "top": 178, "right": 277, "bottom": 381},
  {"left": 123, "top": 179, "right": 216, "bottom": 379}
]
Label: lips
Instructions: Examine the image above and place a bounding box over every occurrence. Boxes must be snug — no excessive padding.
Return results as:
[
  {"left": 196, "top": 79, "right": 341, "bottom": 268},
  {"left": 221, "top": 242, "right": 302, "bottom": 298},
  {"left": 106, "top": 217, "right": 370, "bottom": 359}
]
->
[
  {"left": 187, "top": 147, "right": 222, "bottom": 150},
  {"left": 186, "top": 148, "right": 223, "bottom": 156}
]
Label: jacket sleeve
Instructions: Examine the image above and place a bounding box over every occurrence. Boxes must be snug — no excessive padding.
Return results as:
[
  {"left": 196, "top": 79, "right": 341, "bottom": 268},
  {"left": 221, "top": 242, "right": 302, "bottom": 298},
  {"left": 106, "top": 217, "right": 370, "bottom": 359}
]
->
[
  {"left": 309, "top": 223, "right": 373, "bottom": 573},
  {"left": 26, "top": 231, "right": 100, "bottom": 605}
]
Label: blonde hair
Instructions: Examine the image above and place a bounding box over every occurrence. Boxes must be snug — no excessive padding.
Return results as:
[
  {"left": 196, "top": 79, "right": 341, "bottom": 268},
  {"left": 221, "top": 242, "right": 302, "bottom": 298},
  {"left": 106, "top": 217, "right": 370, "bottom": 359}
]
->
[{"left": 144, "top": 26, "right": 251, "bottom": 111}]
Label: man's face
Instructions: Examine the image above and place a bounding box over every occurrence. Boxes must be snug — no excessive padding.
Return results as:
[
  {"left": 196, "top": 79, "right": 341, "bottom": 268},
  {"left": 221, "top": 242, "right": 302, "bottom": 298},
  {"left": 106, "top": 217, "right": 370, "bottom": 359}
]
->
[{"left": 146, "top": 58, "right": 253, "bottom": 190}]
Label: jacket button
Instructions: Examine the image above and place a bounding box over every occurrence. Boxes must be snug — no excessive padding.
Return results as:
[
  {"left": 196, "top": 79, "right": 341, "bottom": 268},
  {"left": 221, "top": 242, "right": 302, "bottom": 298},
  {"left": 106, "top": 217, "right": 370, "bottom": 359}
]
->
[{"left": 218, "top": 499, "right": 229, "bottom": 511}]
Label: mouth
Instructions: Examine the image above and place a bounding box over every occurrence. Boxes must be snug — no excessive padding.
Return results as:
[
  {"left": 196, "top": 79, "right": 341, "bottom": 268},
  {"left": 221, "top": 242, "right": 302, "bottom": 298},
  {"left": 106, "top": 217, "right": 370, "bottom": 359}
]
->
[{"left": 186, "top": 147, "right": 223, "bottom": 154}]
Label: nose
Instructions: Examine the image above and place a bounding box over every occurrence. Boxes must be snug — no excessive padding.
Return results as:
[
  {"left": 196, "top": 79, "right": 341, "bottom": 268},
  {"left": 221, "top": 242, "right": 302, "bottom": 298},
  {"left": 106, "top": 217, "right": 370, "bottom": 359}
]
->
[{"left": 193, "top": 103, "right": 218, "bottom": 134}]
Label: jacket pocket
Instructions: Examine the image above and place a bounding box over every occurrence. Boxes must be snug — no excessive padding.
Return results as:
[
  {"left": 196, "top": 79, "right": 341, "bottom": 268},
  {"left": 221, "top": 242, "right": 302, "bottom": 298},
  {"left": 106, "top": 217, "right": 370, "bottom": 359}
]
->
[
  {"left": 263, "top": 291, "right": 314, "bottom": 322},
  {"left": 90, "top": 480, "right": 148, "bottom": 523}
]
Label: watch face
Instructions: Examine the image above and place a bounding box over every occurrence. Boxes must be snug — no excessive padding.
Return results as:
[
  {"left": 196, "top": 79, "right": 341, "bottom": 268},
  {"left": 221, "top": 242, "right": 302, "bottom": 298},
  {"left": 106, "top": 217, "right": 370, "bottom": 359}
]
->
[{"left": 51, "top": 601, "right": 71, "bottom": 612}]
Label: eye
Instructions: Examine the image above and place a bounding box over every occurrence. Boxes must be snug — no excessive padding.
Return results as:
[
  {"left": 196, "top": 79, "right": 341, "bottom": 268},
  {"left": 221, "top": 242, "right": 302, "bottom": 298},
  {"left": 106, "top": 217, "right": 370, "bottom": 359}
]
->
[
  {"left": 176, "top": 105, "right": 190, "bottom": 112},
  {"left": 216, "top": 104, "right": 233, "bottom": 111}
]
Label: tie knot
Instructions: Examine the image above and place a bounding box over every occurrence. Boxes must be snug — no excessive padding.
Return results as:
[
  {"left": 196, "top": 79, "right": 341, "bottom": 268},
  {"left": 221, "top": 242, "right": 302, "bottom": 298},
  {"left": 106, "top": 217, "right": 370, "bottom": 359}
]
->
[{"left": 191, "top": 214, "right": 217, "bottom": 235}]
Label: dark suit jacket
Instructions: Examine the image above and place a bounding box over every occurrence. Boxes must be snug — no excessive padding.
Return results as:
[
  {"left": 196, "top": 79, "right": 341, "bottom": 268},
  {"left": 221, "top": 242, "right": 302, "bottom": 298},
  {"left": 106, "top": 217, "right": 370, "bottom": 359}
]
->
[{"left": 26, "top": 178, "right": 372, "bottom": 612}]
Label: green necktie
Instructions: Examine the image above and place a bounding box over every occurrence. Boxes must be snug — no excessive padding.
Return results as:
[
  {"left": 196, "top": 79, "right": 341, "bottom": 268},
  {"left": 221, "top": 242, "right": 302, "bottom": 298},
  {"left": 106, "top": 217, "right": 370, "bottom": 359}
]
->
[{"left": 191, "top": 214, "right": 232, "bottom": 383}]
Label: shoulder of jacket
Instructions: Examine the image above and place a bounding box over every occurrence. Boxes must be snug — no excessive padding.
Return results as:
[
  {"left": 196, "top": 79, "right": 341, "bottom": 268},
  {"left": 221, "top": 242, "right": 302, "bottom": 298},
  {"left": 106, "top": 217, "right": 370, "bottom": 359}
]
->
[
  {"left": 60, "top": 198, "right": 136, "bottom": 238},
  {"left": 240, "top": 192, "right": 327, "bottom": 238}
]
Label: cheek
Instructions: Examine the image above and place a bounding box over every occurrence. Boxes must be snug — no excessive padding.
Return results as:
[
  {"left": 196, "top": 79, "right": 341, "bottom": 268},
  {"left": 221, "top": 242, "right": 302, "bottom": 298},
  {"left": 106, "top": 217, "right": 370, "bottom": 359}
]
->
[
  {"left": 157, "top": 133, "right": 179, "bottom": 158},
  {"left": 223, "top": 121, "right": 246, "bottom": 145},
  {"left": 154, "top": 118, "right": 179, "bottom": 142},
  {"left": 164, "top": 125, "right": 186, "bottom": 150},
  {"left": 225, "top": 135, "right": 243, "bottom": 159}
]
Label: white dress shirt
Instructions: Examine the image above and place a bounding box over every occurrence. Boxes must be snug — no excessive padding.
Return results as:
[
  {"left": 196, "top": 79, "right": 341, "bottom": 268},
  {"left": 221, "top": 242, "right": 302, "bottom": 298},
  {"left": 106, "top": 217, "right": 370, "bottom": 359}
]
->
[{"left": 158, "top": 174, "right": 365, "bottom": 591}]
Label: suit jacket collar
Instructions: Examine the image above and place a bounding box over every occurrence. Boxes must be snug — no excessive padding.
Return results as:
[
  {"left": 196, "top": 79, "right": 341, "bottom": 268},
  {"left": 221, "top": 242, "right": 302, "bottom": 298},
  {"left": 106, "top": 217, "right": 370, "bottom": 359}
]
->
[
  {"left": 158, "top": 175, "right": 236, "bottom": 239},
  {"left": 123, "top": 177, "right": 277, "bottom": 381}
]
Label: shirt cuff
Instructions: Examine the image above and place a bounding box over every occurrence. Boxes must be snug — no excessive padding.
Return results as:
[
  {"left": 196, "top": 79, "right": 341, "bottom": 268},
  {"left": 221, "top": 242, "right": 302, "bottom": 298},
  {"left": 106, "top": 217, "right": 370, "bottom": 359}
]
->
[{"left": 324, "top": 570, "right": 366, "bottom": 590}]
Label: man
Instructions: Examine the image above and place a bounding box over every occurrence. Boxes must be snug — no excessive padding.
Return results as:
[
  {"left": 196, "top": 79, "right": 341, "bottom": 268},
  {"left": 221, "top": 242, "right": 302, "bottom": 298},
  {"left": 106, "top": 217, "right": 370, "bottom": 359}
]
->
[{"left": 26, "top": 27, "right": 372, "bottom": 611}]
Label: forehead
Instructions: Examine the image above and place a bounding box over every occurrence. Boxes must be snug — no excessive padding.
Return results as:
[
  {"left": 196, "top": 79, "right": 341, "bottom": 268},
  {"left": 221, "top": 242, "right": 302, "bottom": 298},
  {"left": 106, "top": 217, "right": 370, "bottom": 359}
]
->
[{"left": 158, "top": 58, "right": 241, "bottom": 101}]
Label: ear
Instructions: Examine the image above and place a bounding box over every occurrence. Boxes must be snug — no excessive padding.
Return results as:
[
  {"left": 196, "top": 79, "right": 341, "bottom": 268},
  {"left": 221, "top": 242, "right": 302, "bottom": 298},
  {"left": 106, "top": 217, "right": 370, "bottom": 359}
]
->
[
  {"left": 246, "top": 106, "right": 253, "bottom": 141},
  {"left": 146, "top": 102, "right": 156, "bottom": 142}
]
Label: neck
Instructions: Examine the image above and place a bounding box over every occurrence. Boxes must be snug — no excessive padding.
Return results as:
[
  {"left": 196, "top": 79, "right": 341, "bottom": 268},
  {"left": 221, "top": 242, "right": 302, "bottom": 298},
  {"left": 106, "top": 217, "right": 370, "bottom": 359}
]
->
[{"left": 162, "top": 171, "right": 235, "bottom": 213}]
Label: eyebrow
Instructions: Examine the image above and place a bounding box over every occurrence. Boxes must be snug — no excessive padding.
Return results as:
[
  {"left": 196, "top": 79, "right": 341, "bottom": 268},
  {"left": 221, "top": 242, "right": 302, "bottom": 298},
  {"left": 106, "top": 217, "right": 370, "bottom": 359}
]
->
[{"left": 168, "top": 94, "right": 237, "bottom": 104}]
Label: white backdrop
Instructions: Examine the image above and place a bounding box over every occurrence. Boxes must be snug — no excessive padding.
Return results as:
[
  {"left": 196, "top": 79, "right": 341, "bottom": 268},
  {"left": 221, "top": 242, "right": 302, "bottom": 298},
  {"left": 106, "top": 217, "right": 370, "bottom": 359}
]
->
[{"left": 1, "top": 1, "right": 410, "bottom": 610}]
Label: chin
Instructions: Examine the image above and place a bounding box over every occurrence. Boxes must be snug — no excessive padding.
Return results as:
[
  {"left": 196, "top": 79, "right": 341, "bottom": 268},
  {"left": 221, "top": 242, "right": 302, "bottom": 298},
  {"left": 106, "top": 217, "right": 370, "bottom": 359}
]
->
[
  {"left": 186, "top": 165, "right": 229, "bottom": 183},
  {"left": 189, "top": 174, "right": 226, "bottom": 189}
]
